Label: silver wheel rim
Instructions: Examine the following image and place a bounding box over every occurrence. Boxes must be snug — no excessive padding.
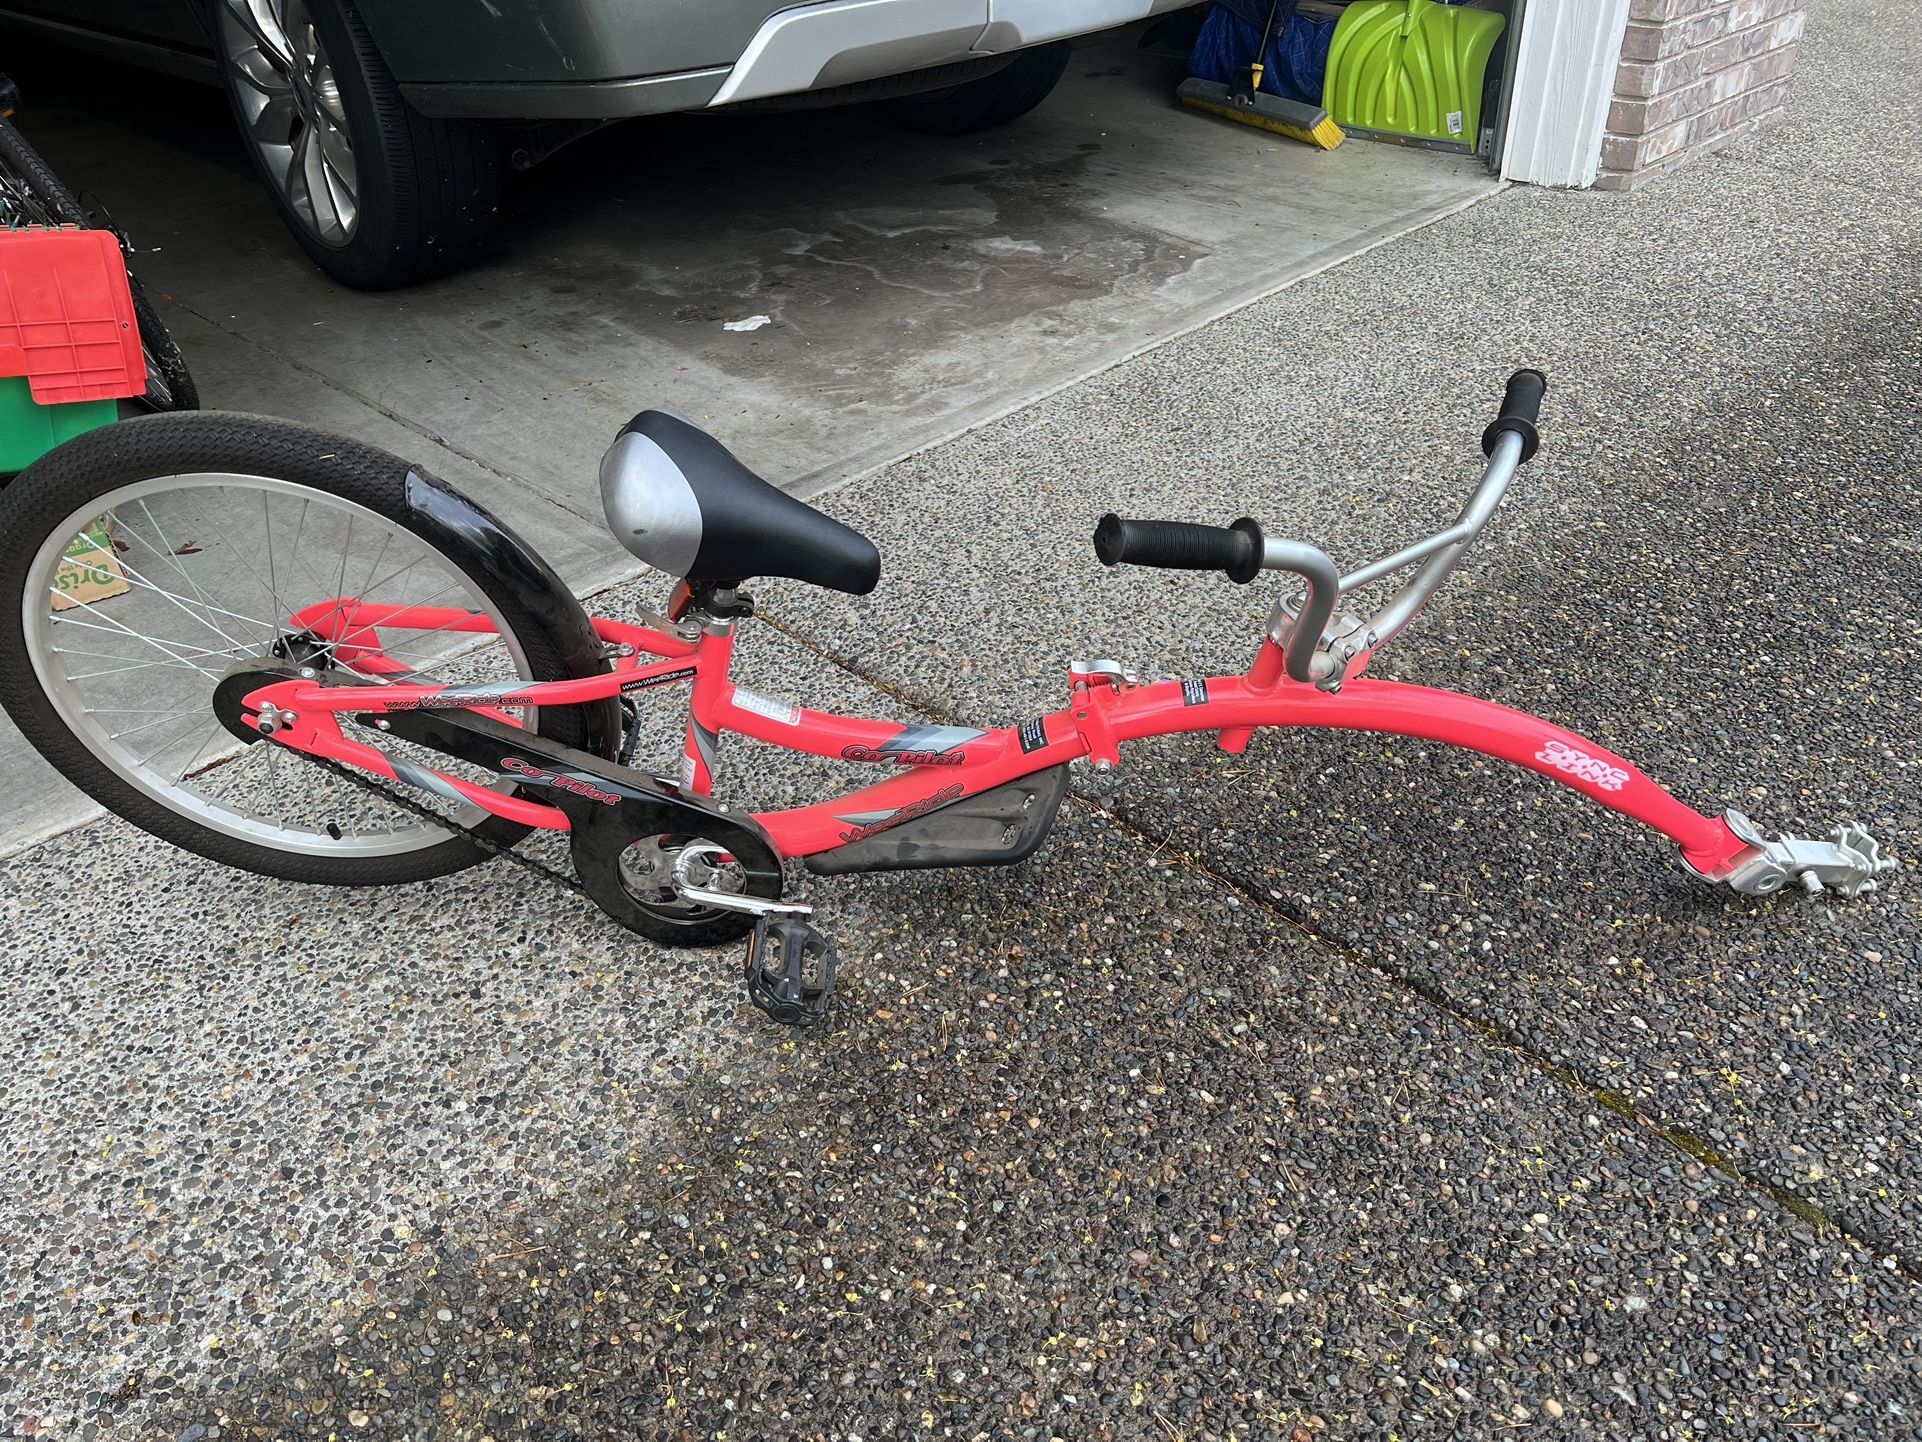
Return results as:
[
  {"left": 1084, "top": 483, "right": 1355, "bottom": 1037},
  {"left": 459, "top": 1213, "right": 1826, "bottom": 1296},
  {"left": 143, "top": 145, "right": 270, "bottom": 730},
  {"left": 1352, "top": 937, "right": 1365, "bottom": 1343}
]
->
[
  {"left": 219, "top": 0, "right": 360, "bottom": 247},
  {"left": 24, "top": 473, "right": 535, "bottom": 858}
]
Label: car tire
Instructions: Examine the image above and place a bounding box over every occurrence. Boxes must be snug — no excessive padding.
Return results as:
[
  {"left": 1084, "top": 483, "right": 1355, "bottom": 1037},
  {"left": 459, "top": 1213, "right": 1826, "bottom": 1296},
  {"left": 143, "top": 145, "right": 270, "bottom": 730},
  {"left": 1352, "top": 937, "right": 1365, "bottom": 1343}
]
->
[
  {"left": 213, "top": 0, "right": 502, "bottom": 289},
  {"left": 886, "top": 41, "right": 1072, "bottom": 136}
]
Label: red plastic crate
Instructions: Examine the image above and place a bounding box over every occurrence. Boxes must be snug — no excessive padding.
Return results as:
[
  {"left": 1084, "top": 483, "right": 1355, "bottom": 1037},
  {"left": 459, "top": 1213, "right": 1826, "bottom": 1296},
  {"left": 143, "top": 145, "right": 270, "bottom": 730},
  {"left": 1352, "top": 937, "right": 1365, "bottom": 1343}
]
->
[{"left": 0, "top": 227, "right": 146, "bottom": 404}]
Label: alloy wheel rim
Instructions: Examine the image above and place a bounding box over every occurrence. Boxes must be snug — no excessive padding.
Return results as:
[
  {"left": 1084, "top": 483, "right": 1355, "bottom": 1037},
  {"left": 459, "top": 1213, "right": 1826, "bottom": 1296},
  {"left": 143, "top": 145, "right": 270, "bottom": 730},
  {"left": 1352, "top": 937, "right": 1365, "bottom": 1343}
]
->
[{"left": 220, "top": 0, "right": 360, "bottom": 247}]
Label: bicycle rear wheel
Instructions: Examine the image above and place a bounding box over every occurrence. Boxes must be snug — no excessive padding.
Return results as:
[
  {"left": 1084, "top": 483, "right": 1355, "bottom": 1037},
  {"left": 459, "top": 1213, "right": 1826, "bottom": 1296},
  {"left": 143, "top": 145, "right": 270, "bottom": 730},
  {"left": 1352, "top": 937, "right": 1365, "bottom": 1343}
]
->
[
  {"left": 0, "top": 110, "right": 199, "bottom": 412},
  {"left": 0, "top": 107, "right": 80, "bottom": 227},
  {"left": 0, "top": 413, "right": 608, "bottom": 883}
]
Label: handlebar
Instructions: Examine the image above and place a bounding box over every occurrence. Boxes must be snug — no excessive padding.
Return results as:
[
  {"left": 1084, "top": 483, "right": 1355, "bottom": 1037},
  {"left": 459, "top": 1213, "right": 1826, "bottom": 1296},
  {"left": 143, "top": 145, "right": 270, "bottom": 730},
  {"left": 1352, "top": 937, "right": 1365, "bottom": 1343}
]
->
[
  {"left": 1482, "top": 367, "right": 1545, "bottom": 461},
  {"left": 1093, "top": 370, "right": 1549, "bottom": 687},
  {"left": 1093, "top": 514, "right": 1265, "bottom": 583}
]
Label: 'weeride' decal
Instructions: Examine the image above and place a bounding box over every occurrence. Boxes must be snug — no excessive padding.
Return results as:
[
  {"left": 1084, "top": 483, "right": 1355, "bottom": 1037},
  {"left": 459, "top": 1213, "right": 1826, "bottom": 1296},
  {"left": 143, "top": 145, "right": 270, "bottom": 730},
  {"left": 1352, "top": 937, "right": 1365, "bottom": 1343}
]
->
[
  {"left": 1535, "top": 740, "right": 1629, "bottom": 792},
  {"left": 835, "top": 783, "right": 967, "bottom": 844},
  {"left": 620, "top": 665, "right": 697, "bottom": 693}
]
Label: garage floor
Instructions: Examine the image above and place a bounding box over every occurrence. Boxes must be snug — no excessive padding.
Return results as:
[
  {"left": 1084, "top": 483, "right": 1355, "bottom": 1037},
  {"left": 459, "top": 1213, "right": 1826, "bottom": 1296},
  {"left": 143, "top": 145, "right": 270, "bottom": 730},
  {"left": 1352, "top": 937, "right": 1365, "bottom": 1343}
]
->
[{"left": 0, "top": 28, "right": 1499, "bottom": 849}]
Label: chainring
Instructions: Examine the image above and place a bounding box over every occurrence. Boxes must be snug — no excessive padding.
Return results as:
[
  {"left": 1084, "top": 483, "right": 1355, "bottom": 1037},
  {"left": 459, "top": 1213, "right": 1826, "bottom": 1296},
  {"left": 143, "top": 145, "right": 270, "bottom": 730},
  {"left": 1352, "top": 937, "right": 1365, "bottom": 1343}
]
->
[{"left": 569, "top": 804, "right": 783, "bottom": 945}]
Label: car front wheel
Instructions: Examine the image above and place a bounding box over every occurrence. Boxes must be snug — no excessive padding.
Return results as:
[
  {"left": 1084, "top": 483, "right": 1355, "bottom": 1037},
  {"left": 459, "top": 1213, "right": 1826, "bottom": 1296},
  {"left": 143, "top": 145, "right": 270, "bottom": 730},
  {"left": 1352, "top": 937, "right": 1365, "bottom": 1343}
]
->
[{"left": 214, "top": 0, "right": 501, "bottom": 289}]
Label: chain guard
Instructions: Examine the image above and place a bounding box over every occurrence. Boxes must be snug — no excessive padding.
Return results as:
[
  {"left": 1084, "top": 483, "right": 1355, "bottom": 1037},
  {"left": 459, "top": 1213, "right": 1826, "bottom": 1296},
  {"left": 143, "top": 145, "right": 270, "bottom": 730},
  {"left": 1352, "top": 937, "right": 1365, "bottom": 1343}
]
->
[
  {"left": 214, "top": 662, "right": 784, "bottom": 942},
  {"left": 360, "top": 703, "right": 785, "bottom": 942},
  {"left": 367, "top": 703, "right": 780, "bottom": 949}
]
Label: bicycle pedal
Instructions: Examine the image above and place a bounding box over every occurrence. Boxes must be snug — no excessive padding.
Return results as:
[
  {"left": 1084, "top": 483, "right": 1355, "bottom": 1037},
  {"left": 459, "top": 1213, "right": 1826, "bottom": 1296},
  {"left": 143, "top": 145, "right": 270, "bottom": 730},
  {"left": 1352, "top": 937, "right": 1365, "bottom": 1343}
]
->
[{"left": 744, "top": 917, "right": 838, "bottom": 1028}]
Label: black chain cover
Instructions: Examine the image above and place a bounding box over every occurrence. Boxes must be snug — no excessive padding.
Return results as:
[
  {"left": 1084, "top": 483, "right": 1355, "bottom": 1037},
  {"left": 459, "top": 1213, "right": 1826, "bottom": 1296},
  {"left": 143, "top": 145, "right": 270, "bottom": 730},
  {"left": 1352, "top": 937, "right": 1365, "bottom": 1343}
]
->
[{"left": 365, "top": 704, "right": 783, "bottom": 940}]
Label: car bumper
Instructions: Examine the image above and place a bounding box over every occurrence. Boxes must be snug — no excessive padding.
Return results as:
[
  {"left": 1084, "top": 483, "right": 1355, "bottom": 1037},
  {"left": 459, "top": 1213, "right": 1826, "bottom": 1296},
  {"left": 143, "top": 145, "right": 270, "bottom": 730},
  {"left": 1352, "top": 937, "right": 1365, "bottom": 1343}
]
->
[
  {"left": 403, "top": 68, "right": 732, "bottom": 120},
  {"left": 400, "top": 0, "right": 1197, "bottom": 120}
]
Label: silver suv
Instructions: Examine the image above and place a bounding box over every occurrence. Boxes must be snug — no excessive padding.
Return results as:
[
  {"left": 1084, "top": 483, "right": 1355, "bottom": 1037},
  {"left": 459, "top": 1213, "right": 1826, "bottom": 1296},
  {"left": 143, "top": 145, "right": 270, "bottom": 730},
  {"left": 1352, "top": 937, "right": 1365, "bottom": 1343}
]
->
[{"left": 0, "top": 0, "right": 1189, "bottom": 288}]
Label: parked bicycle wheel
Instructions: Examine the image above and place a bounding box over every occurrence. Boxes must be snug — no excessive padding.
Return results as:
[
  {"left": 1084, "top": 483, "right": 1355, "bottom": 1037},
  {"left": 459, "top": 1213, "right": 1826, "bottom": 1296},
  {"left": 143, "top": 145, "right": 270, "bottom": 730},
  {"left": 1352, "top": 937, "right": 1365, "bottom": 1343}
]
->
[
  {"left": 0, "top": 413, "right": 609, "bottom": 883},
  {"left": 0, "top": 99, "right": 199, "bottom": 411}
]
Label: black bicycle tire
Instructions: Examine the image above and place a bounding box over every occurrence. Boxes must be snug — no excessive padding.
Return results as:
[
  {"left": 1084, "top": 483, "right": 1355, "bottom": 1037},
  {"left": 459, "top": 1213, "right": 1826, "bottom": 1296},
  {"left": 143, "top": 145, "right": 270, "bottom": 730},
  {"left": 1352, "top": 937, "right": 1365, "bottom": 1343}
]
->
[
  {"left": 0, "top": 110, "right": 87, "bottom": 224},
  {"left": 126, "top": 274, "right": 201, "bottom": 412},
  {"left": 0, "top": 412, "right": 604, "bottom": 885}
]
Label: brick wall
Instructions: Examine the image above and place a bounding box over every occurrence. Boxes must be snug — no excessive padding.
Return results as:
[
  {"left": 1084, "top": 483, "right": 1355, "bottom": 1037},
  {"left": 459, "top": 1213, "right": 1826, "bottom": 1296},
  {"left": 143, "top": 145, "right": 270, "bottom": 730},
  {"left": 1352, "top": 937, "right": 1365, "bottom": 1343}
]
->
[{"left": 1598, "top": 0, "right": 1807, "bottom": 189}]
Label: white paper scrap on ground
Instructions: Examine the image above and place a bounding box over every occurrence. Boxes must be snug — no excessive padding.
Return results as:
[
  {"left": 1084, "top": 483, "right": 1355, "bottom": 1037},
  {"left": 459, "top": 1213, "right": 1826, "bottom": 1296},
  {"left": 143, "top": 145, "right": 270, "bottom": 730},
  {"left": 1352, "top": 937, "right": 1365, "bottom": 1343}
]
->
[{"left": 723, "top": 315, "right": 772, "bottom": 332}]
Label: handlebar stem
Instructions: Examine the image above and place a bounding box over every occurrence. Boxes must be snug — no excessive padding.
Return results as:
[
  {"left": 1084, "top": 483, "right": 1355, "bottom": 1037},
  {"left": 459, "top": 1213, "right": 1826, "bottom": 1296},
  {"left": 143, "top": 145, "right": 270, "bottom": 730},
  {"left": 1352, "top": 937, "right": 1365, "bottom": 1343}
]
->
[{"left": 1256, "top": 537, "right": 1341, "bottom": 684}]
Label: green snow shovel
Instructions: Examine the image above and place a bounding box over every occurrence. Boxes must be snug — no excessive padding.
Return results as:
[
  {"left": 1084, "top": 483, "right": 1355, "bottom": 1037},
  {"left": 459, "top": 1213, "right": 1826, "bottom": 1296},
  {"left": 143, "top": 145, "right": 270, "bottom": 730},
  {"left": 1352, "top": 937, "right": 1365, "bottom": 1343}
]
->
[{"left": 1322, "top": 0, "right": 1506, "bottom": 150}]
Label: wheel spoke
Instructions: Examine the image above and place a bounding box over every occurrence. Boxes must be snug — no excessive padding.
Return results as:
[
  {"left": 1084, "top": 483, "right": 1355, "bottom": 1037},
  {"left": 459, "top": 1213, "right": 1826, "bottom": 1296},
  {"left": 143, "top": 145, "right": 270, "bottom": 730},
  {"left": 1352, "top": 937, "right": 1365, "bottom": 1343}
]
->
[
  {"left": 314, "top": 71, "right": 349, "bottom": 131},
  {"left": 281, "top": 0, "right": 311, "bottom": 56},
  {"left": 313, "top": 112, "right": 359, "bottom": 227},
  {"left": 29, "top": 472, "right": 537, "bottom": 860},
  {"left": 131, "top": 497, "right": 224, "bottom": 610},
  {"left": 173, "top": 721, "right": 229, "bottom": 785},
  {"left": 47, "top": 595, "right": 223, "bottom": 680},
  {"left": 64, "top": 658, "right": 243, "bottom": 682},
  {"left": 107, "top": 709, "right": 215, "bottom": 744},
  {"left": 248, "top": 89, "right": 301, "bottom": 148},
  {"left": 72, "top": 530, "right": 272, "bottom": 651},
  {"left": 262, "top": 490, "right": 285, "bottom": 646},
  {"left": 174, "top": 490, "right": 294, "bottom": 639},
  {"left": 224, "top": 0, "right": 294, "bottom": 70},
  {"left": 284, "top": 122, "right": 316, "bottom": 233},
  {"left": 300, "top": 119, "right": 349, "bottom": 242}
]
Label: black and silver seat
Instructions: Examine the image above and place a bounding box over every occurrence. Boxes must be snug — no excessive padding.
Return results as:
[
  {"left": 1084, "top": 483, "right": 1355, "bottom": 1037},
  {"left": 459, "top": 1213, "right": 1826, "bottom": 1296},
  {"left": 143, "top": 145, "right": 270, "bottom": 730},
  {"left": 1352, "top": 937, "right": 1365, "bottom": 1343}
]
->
[{"left": 599, "top": 411, "right": 881, "bottom": 594}]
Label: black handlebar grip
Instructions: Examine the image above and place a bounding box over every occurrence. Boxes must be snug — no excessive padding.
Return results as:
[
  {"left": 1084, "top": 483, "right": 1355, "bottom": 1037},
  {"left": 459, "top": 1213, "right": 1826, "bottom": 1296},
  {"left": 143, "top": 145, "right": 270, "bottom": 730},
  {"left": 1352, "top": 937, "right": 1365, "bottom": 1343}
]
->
[
  {"left": 1093, "top": 515, "right": 1265, "bottom": 583},
  {"left": 1482, "top": 368, "right": 1547, "bottom": 462}
]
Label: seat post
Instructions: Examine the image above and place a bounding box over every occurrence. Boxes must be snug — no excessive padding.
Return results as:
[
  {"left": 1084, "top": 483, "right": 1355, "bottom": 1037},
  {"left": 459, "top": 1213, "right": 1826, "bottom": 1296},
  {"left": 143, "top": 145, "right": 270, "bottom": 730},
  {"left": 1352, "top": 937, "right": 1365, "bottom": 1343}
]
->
[{"left": 681, "top": 611, "right": 737, "bottom": 797}]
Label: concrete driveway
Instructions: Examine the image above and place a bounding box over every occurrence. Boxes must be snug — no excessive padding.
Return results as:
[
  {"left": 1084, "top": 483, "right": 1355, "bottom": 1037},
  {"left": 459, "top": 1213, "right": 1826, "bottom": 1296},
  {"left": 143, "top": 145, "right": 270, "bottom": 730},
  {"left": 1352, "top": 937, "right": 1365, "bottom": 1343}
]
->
[{"left": 3, "top": 1, "right": 1919, "bottom": 1438}]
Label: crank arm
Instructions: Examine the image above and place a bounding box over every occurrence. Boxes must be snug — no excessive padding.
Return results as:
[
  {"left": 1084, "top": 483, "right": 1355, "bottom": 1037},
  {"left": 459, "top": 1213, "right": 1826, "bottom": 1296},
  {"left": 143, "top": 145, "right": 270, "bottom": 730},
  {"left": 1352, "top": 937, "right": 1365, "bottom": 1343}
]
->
[
  {"left": 674, "top": 884, "right": 811, "bottom": 917},
  {"left": 671, "top": 839, "right": 810, "bottom": 916}
]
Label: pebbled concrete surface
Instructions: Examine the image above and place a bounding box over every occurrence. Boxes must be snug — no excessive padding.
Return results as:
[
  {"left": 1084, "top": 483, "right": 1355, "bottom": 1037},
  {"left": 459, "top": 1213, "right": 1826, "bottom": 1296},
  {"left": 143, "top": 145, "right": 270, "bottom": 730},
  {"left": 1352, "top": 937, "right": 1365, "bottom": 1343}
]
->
[
  {"left": 9, "top": 792, "right": 1920, "bottom": 1439},
  {"left": 5, "top": 0, "right": 1922, "bottom": 1437},
  {"left": 757, "top": 3, "right": 1922, "bottom": 1267},
  {"left": 1723, "top": 0, "right": 1922, "bottom": 199}
]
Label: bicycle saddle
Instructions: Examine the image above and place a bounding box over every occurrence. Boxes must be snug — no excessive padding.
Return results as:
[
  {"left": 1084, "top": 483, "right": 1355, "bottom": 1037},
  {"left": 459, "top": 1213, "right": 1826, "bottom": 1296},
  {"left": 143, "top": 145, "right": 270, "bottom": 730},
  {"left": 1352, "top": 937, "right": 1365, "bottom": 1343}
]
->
[{"left": 600, "top": 411, "right": 881, "bottom": 595}]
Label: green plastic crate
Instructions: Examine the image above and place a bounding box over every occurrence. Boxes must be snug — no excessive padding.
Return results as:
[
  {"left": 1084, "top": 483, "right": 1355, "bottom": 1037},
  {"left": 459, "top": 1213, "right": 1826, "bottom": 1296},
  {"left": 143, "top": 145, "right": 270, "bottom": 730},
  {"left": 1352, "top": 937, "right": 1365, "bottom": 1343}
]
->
[{"left": 0, "top": 375, "right": 118, "bottom": 474}]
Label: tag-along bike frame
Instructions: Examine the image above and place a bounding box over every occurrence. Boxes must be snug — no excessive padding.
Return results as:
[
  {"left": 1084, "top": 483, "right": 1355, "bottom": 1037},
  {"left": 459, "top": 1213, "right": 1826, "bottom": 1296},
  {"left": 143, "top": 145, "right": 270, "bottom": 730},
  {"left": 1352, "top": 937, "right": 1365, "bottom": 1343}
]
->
[{"left": 228, "top": 371, "right": 1892, "bottom": 951}]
